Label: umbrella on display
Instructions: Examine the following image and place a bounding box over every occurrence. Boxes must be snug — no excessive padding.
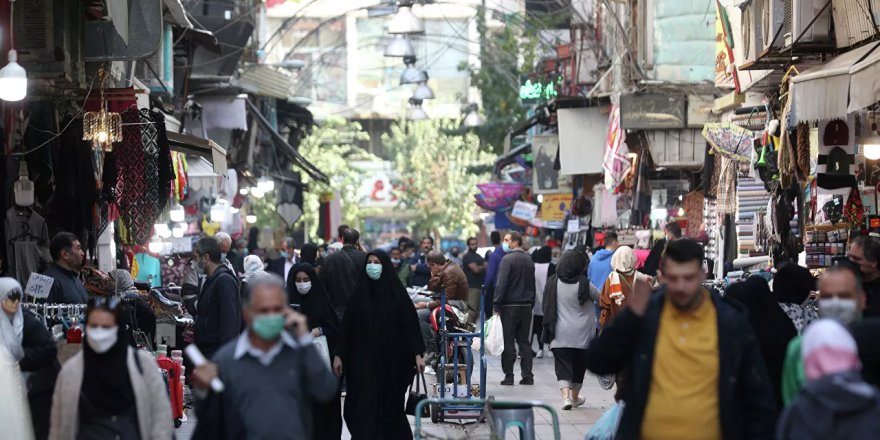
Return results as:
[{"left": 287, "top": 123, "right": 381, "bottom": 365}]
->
[
  {"left": 474, "top": 182, "right": 524, "bottom": 211},
  {"left": 702, "top": 122, "right": 756, "bottom": 163}
]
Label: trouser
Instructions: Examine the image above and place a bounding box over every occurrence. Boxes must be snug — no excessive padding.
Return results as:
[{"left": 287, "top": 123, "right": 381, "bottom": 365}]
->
[
  {"left": 466, "top": 287, "right": 482, "bottom": 325},
  {"left": 500, "top": 305, "right": 533, "bottom": 379},
  {"left": 416, "top": 298, "right": 467, "bottom": 355},
  {"left": 531, "top": 314, "right": 544, "bottom": 350},
  {"left": 552, "top": 347, "right": 588, "bottom": 390}
]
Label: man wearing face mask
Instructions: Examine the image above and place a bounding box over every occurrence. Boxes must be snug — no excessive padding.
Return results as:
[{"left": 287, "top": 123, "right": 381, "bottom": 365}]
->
[
  {"left": 267, "top": 237, "right": 298, "bottom": 287},
  {"left": 192, "top": 237, "right": 242, "bottom": 360},
  {"left": 191, "top": 273, "right": 337, "bottom": 440},
  {"left": 390, "top": 247, "right": 411, "bottom": 287},
  {"left": 780, "top": 262, "right": 880, "bottom": 403},
  {"left": 215, "top": 232, "right": 240, "bottom": 279},
  {"left": 846, "top": 235, "right": 880, "bottom": 317}
]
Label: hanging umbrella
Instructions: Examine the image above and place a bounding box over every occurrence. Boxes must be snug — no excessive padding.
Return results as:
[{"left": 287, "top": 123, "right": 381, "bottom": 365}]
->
[
  {"left": 702, "top": 122, "right": 756, "bottom": 163},
  {"left": 474, "top": 182, "right": 524, "bottom": 210}
]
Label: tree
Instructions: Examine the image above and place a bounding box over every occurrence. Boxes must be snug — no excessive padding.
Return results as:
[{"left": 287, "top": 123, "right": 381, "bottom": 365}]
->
[
  {"left": 383, "top": 119, "right": 494, "bottom": 238},
  {"left": 295, "top": 117, "right": 381, "bottom": 241}
]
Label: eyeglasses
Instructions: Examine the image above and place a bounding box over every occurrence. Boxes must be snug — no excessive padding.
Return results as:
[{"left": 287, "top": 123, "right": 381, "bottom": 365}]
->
[{"left": 90, "top": 296, "right": 120, "bottom": 310}]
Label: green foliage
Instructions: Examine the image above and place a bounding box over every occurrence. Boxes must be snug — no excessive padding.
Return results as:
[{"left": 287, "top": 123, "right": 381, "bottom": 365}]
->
[
  {"left": 296, "top": 117, "right": 381, "bottom": 241},
  {"left": 383, "top": 119, "right": 494, "bottom": 238}
]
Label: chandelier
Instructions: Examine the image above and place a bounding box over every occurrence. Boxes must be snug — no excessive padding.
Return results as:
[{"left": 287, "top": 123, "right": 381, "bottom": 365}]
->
[{"left": 82, "top": 67, "right": 123, "bottom": 152}]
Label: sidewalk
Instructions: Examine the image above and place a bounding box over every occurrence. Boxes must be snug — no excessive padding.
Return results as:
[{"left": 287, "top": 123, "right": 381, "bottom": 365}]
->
[{"left": 179, "top": 349, "right": 616, "bottom": 440}]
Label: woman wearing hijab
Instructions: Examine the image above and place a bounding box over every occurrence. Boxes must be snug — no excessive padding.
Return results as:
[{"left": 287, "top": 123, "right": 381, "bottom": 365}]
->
[
  {"left": 289, "top": 263, "right": 342, "bottom": 440},
  {"left": 726, "top": 276, "right": 797, "bottom": 415},
  {"left": 110, "top": 269, "right": 156, "bottom": 347},
  {"left": 50, "top": 298, "right": 173, "bottom": 440},
  {"left": 299, "top": 243, "right": 320, "bottom": 269},
  {"left": 541, "top": 250, "right": 600, "bottom": 410},
  {"left": 0, "top": 278, "right": 35, "bottom": 439},
  {"left": 334, "top": 250, "right": 425, "bottom": 439},
  {"left": 773, "top": 263, "right": 818, "bottom": 334},
  {"left": 240, "top": 254, "right": 267, "bottom": 300},
  {"left": 598, "top": 246, "right": 650, "bottom": 327},
  {"left": 531, "top": 246, "right": 555, "bottom": 358}
]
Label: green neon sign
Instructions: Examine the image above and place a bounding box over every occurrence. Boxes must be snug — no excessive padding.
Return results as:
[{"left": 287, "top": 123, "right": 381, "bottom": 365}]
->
[{"left": 519, "top": 76, "right": 563, "bottom": 102}]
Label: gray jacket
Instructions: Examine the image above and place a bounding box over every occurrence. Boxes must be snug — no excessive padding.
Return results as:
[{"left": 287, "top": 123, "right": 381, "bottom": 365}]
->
[
  {"left": 493, "top": 248, "right": 536, "bottom": 311},
  {"left": 49, "top": 348, "right": 173, "bottom": 440}
]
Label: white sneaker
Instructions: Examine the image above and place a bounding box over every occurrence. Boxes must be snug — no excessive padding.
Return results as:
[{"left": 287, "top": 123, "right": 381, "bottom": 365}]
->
[
  {"left": 424, "top": 366, "right": 436, "bottom": 376},
  {"left": 536, "top": 349, "right": 544, "bottom": 359},
  {"left": 572, "top": 397, "right": 586, "bottom": 408},
  {"left": 562, "top": 398, "right": 574, "bottom": 410}
]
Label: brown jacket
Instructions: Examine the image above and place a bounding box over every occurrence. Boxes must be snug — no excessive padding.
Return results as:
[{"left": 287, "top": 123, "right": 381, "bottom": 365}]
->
[
  {"left": 427, "top": 260, "right": 469, "bottom": 308},
  {"left": 598, "top": 272, "right": 650, "bottom": 327}
]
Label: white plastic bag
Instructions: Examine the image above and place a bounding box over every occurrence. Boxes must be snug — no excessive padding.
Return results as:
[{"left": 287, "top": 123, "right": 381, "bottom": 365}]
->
[
  {"left": 313, "top": 335, "right": 331, "bottom": 368},
  {"left": 483, "top": 315, "right": 504, "bottom": 356}
]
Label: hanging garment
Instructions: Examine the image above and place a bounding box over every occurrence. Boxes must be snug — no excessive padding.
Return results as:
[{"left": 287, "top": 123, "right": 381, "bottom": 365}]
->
[
  {"left": 796, "top": 123, "right": 811, "bottom": 180},
  {"left": 683, "top": 191, "right": 704, "bottom": 238},
  {"left": 717, "top": 157, "right": 738, "bottom": 214},
  {"left": 134, "top": 253, "right": 162, "bottom": 287},
  {"left": 4, "top": 207, "right": 51, "bottom": 285},
  {"left": 591, "top": 184, "right": 619, "bottom": 228},
  {"left": 603, "top": 106, "right": 630, "bottom": 190},
  {"left": 116, "top": 107, "right": 165, "bottom": 245},
  {"left": 151, "top": 110, "right": 175, "bottom": 209},
  {"left": 55, "top": 116, "right": 99, "bottom": 254}
]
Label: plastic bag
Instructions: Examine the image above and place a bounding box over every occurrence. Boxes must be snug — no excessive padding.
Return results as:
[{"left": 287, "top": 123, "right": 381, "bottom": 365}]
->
[
  {"left": 585, "top": 403, "right": 624, "bottom": 440},
  {"left": 483, "top": 315, "right": 504, "bottom": 356},
  {"left": 313, "top": 335, "right": 331, "bottom": 368}
]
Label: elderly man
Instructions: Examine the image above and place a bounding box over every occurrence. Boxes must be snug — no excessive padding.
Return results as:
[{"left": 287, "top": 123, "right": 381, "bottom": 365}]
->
[
  {"left": 191, "top": 273, "right": 337, "bottom": 440},
  {"left": 214, "top": 232, "right": 241, "bottom": 279},
  {"left": 267, "top": 237, "right": 298, "bottom": 287},
  {"left": 414, "top": 250, "right": 469, "bottom": 366}
]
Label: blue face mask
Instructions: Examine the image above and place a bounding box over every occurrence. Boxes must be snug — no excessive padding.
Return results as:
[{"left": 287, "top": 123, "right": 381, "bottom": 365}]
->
[
  {"left": 502, "top": 243, "right": 511, "bottom": 253},
  {"left": 252, "top": 313, "right": 286, "bottom": 341},
  {"left": 280, "top": 251, "right": 289, "bottom": 259},
  {"left": 366, "top": 263, "right": 383, "bottom": 280}
]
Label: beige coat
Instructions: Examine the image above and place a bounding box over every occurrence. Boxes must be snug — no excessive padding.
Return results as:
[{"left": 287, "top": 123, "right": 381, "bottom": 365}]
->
[{"left": 49, "top": 347, "right": 173, "bottom": 440}]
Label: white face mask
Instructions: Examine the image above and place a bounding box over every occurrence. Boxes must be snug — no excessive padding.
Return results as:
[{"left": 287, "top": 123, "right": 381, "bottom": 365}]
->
[
  {"left": 295, "top": 281, "right": 312, "bottom": 295},
  {"left": 86, "top": 326, "right": 119, "bottom": 354},
  {"left": 818, "top": 297, "right": 860, "bottom": 325}
]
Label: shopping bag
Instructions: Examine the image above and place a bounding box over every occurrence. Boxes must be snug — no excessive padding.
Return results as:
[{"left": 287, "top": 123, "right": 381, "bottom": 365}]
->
[
  {"left": 484, "top": 315, "right": 504, "bottom": 356},
  {"left": 313, "top": 335, "right": 331, "bottom": 368},
  {"left": 405, "top": 371, "right": 429, "bottom": 417},
  {"left": 585, "top": 403, "right": 624, "bottom": 440}
]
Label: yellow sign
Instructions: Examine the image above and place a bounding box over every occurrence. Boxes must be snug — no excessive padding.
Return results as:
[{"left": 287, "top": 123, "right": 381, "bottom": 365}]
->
[{"left": 541, "top": 193, "right": 573, "bottom": 221}]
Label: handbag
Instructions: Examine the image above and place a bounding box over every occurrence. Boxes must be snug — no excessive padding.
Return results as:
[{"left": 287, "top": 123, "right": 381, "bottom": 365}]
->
[{"left": 405, "top": 371, "right": 430, "bottom": 417}]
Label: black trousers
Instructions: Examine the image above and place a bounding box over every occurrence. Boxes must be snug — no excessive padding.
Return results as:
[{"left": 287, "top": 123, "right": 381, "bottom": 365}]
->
[
  {"left": 501, "top": 305, "right": 533, "bottom": 379},
  {"left": 552, "top": 347, "right": 588, "bottom": 389},
  {"left": 531, "top": 314, "right": 544, "bottom": 349}
]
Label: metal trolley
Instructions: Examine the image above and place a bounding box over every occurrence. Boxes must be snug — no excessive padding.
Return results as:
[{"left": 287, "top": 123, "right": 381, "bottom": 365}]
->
[
  {"left": 415, "top": 398, "right": 563, "bottom": 440},
  {"left": 429, "top": 286, "right": 488, "bottom": 423}
]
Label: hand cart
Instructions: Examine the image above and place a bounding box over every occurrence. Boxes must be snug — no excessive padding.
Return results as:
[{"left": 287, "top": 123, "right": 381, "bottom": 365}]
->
[
  {"left": 429, "top": 286, "right": 488, "bottom": 423},
  {"left": 415, "top": 398, "right": 562, "bottom": 440}
]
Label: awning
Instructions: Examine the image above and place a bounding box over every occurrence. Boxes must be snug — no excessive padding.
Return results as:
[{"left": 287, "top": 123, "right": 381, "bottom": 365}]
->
[
  {"left": 167, "top": 131, "right": 228, "bottom": 175},
  {"left": 244, "top": 100, "right": 329, "bottom": 183},
  {"left": 792, "top": 41, "right": 880, "bottom": 122},
  {"left": 849, "top": 43, "right": 880, "bottom": 113},
  {"left": 163, "top": 0, "right": 193, "bottom": 28},
  {"left": 239, "top": 66, "right": 294, "bottom": 100}
]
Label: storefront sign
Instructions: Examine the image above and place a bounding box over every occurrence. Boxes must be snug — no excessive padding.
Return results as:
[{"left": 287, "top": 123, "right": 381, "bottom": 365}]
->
[
  {"left": 541, "top": 193, "right": 573, "bottom": 221},
  {"left": 519, "top": 77, "right": 561, "bottom": 103},
  {"left": 351, "top": 161, "right": 400, "bottom": 208},
  {"left": 25, "top": 273, "right": 54, "bottom": 299},
  {"left": 511, "top": 201, "right": 539, "bottom": 221},
  {"left": 532, "top": 134, "right": 572, "bottom": 194}
]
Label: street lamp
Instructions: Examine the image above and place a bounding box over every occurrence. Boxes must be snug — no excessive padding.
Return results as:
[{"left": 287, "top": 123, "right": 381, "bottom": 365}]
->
[
  {"left": 388, "top": 2, "right": 424, "bottom": 34},
  {"left": 412, "top": 78, "right": 434, "bottom": 100},
  {"left": 407, "top": 98, "right": 428, "bottom": 121},
  {"left": 384, "top": 35, "right": 416, "bottom": 57},
  {"left": 461, "top": 103, "right": 485, "bottom": 128},
  {"left": 400, "top": 56, "right": 427, "bottom": 85}
]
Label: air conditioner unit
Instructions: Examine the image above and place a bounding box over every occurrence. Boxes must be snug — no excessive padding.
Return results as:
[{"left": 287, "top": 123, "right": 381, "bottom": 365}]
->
[
  {"left": 741, "top": 1, "right": 764, "bottom": 64},
  {"left": 761, "top": 0, "right": 785, "bottom": 50},
  {"left": 785, "top": 0, "right": 832, "bottom": 47},
  {"left": 13, "top": 0, "right": 83, "bottom": 84}
]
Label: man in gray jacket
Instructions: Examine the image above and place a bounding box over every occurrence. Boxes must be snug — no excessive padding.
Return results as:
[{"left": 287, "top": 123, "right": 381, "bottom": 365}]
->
[{"left": 493, "top": 231, "right": 536, "bottom": 385}]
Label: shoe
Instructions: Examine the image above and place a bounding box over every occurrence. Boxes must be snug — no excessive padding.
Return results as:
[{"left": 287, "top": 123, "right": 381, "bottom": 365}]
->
[
  {"left": 519, "top": 377, "right": 534, "bottom": 385},
  {"left": 536, "top": 349, "right": 544, "bottom": 359},
  {"left": 572, "top": 396, "right": 586, "bottom": 408},
  {"left": 500, "top": 376, "right": 514, "bottom": 386},
  {"left": 424, "top": 366, "right": 436, "bottom": 376},
  {"left": 562, "top": 398, "right": 574, "bottom": 410},
  {"left": 532, "top": 350, "right": 538, "bottom": 358}
]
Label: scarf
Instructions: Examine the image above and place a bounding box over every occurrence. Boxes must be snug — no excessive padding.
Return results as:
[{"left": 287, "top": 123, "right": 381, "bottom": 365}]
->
[
  {"left": 0, "top": 278, "right": 24, "bottom": 362},
  {"left": 609, "top": 246, "right": 636, "bottom": 306},
  {"left": 242, "top": 255, "right": 266, "bottom": 282}
]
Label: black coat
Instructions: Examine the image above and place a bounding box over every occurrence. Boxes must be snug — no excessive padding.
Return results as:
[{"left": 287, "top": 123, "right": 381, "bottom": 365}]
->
[
  {"left": 267, "top": 256, "right": 297, "bottom": 280},
  {"left": 21, "top": 309, "right": 59, "bottom": 440},
  {"left": 584, "top": 287, "right": 776, "bottom": 440},
  {"left": 194, "top": 265, "right": 242, "bottom": 358}
]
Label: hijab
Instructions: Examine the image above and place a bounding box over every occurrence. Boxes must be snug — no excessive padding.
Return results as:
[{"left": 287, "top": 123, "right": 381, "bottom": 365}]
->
[
  {"left": 611, "top": 246, "right": 637, "bottom": 276},
  {"left": 300, "top": 244, "right": 319, "bottom": 266},
  {"left": 110, "top": 269, "right": 138, "bottom": 297},
  {"left": 802, "top": 319, "right": 860, "bottom": 381},
  {"left": 0, "top": 278, "right": 24, "bottom": 362},
  {"left": 290, "top": 264, "right": 339, "bottom": 334},
  {"left": 532, "top": 246, "right": 552, "bottom": 264},
  {"left": 81, "top": 304, "right": 136, "bottom": 416},
  {"left": 773, "top": 262, "right": 815, "bottom": 304},
  {"left": 557, "top": 250, "right": 588, "bottom": 284},
  {"left": 242, "top": 255, "right": 266, "bottom": 282}
]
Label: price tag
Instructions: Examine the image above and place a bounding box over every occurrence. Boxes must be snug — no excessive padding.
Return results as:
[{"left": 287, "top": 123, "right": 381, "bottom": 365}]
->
[
  {"left": 25, "top": 273, "right": 54, "bottom": 299},
  {"left": 567, "top": 219, "right": 580, "bottom": 233}
]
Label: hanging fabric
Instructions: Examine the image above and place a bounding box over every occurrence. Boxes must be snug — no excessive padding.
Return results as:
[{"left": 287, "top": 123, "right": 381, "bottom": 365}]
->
[
  {"left": 717, "top": 157, "right": 738, "bottom": 214},
  {"left": 602, "top": 106, "right": 630, "bottom": 191},
  {"left": 115, "top": 107, "right": 166, "bottom": 245}
]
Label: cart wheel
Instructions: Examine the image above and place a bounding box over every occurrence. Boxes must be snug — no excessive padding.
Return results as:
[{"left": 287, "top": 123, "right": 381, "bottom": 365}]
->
[
  {"left": 430, "top": 404, "right": 443, "bottom": 423},
  {"left": 174, "top": 418, "right": 182, "bottom": 428}
]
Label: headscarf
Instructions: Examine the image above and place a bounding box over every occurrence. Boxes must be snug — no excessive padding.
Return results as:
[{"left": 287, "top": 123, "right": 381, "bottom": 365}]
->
[
  {"left": 300, "top": 243, "right": 319, "bottom": 266},
  {"left": 611, "top": 246, "right": 636, "bottom": 275},
  {"left": 556, "top": 250, "right": 588, "bottom": 284},
  {"left": 532, "top": 246, "right": 552, "bottom": 264},
  {"left": 0, "top": 278, "right": 24, "bottom": 361},
  {"left": 802, "top": 319, "right": 860, "bottom": 381},
  {"left": 82, "top": 301, "right": 136, "bottom": 416},
  {"left": 109, "top": 269, "right": 137, "bottom": 297},
  {"left": 242, "top": 255, "right": 267, "bottom": 282},
  {"left": 290, "top": 264, "right": 339, "bottom": 336},
  {"left": 773, "top": 262, "right": 815, "bottom": 304}
]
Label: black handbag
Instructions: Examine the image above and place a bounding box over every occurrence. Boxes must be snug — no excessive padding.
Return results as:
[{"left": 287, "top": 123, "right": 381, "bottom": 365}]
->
[{"left": 405, "top": 371, "right": 429, "bottom": 417}]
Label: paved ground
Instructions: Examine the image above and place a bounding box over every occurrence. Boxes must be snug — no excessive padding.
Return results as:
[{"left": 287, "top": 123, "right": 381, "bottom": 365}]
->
[{"left": 179, "top": 345, "right": 616, "bottom": 439}]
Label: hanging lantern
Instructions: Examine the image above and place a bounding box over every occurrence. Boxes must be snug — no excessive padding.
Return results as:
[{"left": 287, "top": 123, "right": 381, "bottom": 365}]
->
[
  {"left": 83, "top": 67, "right": 123, "bottom": 152},
  {"left": 169, "top": 203, "right": 185, "bottom": 222},
  {"left": 210, "top": 198, "right": 230, "bottom": 222}
]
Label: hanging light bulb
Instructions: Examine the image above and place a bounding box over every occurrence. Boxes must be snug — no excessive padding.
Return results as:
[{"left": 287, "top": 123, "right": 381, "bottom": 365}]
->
[
  {"left": 412, "top": 78, "right": 434, "bottom": 100},
  {"left": 384, "top": 35, "right": 416, "bottom": 57},
  {"left": 154, "top": 223, "right": 172, "bottom": 239},
  {"left": 677, "top": 207, "right": 685, "bottom": 217},
  {"left": 210, "top": 198, "right": 229, "bottom": 222},
  {"left": 406, "top": 98, "right": 428, "bottom": 121},
  {"left": 0, "top": 50, "right": 27, "bottom": 102},
  {"left": 461, "top": 103, "right": 485, "bottom": 128},
  {"left": 246, "top": 214, "right": 257, "bottom": 224},
  {"left": 400, "top": 56, "right": 427, "bottom": 85},
  {"left": 148, "top": 236, "right": 164, "bottom": 254},
  {"left": 387, "top": 2, "right": 424, "bottom": 34},
  {"left": 250, "top": 187, "right": 265, "bottom": 199},
  {"left": 864, "top": 137, "right": 880, "bottom": 160},
  {"left": 82, "top": 67, "right": 122, "bottom": 152},
  {"left": 172, "top": 222, "right": 187, "bottom": 238},
  {"left": 239, "top": 187, "right": 249, "bottom": 196},
  {"left": 169, "top": 203, "right": 185, "bottom": 222},
  {"left": 257, "top": 176, "right": 275, "bottom": 192}
]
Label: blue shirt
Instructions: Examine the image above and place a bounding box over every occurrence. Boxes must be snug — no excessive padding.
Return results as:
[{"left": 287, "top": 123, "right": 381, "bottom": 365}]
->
[
  {"left": 588, "top": 249, "right": 615, "bottom": 291},
  {"left": 484, "top": 246, "right": 505, "bottom": 288}
]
